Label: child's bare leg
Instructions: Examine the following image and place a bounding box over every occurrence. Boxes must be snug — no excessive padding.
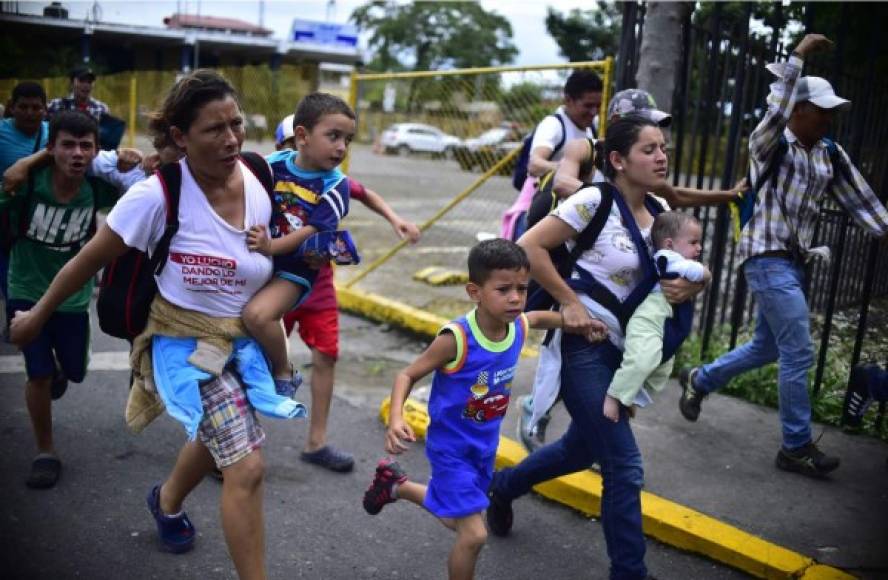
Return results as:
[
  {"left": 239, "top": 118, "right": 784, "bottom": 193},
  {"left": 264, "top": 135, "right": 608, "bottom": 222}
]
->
[
  {"left": 395, "top": 480, "right": 426, "bottom": 506},
  {"left": 25, "top": 377, "right": 54, "bottom": 453},
  {"left": 448, "top": 514, "right": 487, "bottom": 580},
  {"left": 243, "top": 278, "right": 303, "bottom": 378},
  {"left": 305, "top": 348, "right": 335, "bottom": 452},
  {"left": 396, "top": 482, "right": 457, "bottom": 532}
]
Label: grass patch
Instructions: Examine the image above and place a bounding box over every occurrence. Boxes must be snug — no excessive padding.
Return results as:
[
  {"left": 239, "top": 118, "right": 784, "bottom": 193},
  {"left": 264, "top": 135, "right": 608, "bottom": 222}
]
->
[{"left": 674, "top": 296, "right": 888, "bottom": 442}]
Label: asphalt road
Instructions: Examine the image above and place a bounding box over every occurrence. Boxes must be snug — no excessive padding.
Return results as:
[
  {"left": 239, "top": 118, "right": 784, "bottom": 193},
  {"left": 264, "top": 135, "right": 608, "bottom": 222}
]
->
[{"left": 0, "top": 308, "right": 750, "bottom": 580}]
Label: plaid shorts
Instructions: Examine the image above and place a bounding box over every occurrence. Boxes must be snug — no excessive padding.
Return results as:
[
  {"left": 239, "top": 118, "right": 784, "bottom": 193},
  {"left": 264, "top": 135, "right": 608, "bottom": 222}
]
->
[{"left": 197, "top": 370, "right": 266, "bottom": 468}]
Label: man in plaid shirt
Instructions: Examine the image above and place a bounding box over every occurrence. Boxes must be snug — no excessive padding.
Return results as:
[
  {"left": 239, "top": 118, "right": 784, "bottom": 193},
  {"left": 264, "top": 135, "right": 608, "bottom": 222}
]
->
[
  {"left": 679, "top": 34, "right": 888, "bottom": 479},
  {"left": 46, "top": 66, "right": 109, "bottom": 122}
]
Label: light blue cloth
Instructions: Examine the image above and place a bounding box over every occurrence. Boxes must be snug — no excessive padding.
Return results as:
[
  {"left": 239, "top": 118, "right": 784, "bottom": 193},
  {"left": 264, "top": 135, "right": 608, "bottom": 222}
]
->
[
  {"left": 0, "top": 118, "right": 48, "bottom": 176},
  {"left": 151, "top": 335, "right": 307, "bottom": 439}
]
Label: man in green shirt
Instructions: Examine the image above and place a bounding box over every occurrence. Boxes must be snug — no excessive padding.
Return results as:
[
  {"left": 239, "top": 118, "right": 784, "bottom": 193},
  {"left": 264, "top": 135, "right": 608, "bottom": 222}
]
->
[{"left": 2, "top": 111, "right": 118, "bottom": 489}]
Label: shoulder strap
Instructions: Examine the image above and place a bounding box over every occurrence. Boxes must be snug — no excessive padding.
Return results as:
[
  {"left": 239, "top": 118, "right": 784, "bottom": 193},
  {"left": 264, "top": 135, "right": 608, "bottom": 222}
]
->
[
  {"left": 569, "top": 183, "right": 614, "bottom": 266},
  {"left": 239, "top": 151, "right": 275, "bottom": 199},
  {"left": 822, "top": 137, "right": 854, "bottom": 187},
  {"left": 552, "top": 113, "right": 567, "bottom": 157},
  {"left": 32, "top": 127, "right": 43, "bottom": 154},
  {"left": 755, "top": 135, "right": 788, "bottom": 193},
  {"left": 152, "top": 162, "right": 182, "bottom": 275}
]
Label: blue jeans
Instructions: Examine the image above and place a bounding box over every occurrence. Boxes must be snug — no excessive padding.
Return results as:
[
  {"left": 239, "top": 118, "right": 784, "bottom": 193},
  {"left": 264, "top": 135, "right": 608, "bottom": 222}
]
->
[
  {"left": 696, "top": 256, "right": 814, "bottom": 450},
  {"left": 493, "top": 335, "right": 647, "bottom": 580}
]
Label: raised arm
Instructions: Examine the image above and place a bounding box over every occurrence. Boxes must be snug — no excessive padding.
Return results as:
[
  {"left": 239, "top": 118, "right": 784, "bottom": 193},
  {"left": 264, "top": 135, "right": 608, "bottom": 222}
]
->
[
  {"left": 358, "top": 185, "right": 421, "bottom": 243},
  {"left": 750, "top": 34, "right": 833, "bottom": 164}
]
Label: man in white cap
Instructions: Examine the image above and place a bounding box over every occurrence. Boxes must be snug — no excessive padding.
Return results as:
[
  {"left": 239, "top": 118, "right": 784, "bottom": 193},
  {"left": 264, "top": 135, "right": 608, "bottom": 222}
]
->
[{"left": 679, "top": 33, "right": 888, "bottom": 478}]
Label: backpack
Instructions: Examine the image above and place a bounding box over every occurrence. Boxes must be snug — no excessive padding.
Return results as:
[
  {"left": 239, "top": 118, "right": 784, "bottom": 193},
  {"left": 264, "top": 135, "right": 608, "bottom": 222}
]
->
[
  {"left": 524, "top": 183, "right": 613, "bottom": 312},
  {"left": 96, "top": 152, "right": 274, "bottom": 340},
  {"left": 511, "top": 113, "right": 566, "bottom": 191},
  {"left": 730, "top": 136, "right": 851, "bottom": 242},
  {"left": 525, "top": 137, "right": 598, "bottom": 231}
]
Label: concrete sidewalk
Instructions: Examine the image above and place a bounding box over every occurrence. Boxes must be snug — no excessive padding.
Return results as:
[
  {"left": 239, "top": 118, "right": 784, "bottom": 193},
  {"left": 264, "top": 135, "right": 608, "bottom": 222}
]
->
[{"left": 1, "top": 310, "right": 885, "bottom": 579}]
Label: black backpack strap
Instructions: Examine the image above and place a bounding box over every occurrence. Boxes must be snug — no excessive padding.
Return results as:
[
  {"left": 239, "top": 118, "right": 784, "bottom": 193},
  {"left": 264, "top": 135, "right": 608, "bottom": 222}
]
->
[
  {"left": 239, "top": 151, "right": 275, "bottom": 199},
  {"left": 568, "top": 182, "right": 614, "bottom": 266},
  {"left": 153, "top": 162, "right": 182, "bottom": 275},
  {"left": 754, "top": 135, "right": 788, "bottom": 194},
  {"left": 823, "top": 138, "right": 854, "bottom": 189},
  {"left": 552, "top": 113, "right": 567, "bottom": 157}
]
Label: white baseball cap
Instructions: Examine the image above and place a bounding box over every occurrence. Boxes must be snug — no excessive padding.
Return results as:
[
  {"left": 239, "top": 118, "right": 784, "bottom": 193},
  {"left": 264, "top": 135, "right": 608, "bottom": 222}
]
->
[
  {"left": 796, "top": 76, "right": 850, "bottom": 110},
  {"left": 275, "top": 114, "right": 295, "bottom": 146}
]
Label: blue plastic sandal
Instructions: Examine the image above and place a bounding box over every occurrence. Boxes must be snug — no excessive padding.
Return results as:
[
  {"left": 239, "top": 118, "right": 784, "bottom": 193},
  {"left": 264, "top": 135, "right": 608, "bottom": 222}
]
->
[
  {"left": 146, "top": 483, "right": 195, "bottom": 553},
  {"left": 301, "top": 445, "right": 355, "bottom": 473},
  {"left": 274, "top": 368, "right": 304, "bottom": 398}
]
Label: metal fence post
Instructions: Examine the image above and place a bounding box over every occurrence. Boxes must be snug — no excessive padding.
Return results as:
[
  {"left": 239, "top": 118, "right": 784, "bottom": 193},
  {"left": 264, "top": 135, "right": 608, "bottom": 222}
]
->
[{"left": 697, "top": 2, "right": 724, "bottom": 357}]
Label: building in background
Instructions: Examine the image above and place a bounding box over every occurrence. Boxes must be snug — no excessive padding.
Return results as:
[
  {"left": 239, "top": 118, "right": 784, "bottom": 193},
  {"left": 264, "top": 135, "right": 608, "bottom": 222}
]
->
[{"left": 0, "top": 3, "right": 361, "bottom": 78}]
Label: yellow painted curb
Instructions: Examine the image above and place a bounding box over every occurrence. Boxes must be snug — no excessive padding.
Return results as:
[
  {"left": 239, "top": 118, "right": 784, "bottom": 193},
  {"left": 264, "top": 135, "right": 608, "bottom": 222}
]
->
[
  {"left": 379, "top": 396, "right": 855, "bottom": 580},
  {"left": 412, "top": 266, "right": 470, "bottom": 286},
  {"left": 337, "top": 285, "right": 538, "bottom": 357}
]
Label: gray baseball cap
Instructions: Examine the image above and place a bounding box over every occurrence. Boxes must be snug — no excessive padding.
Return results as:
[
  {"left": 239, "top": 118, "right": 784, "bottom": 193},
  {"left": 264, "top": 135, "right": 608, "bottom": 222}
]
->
[{"left": 607, "top": 89, "right": 672, "bottom": 127}]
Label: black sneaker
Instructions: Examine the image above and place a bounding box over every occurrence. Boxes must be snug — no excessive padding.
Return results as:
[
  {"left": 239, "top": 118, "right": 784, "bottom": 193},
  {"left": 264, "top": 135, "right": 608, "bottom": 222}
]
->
[
  {"left": 775, "top": 441, "right": 840, "bottom": 478},
  {"left": 363, "top": 458, "right": 407, "bottom": 515},
  {"left": 486, "top": 485, "right": 513, "bottom": 537},
  {"left": 678, "top": 367, "right": 705, "bottom": 422},
  {"left": 842, "top": 364, "right": 875, "bottom": 429}
]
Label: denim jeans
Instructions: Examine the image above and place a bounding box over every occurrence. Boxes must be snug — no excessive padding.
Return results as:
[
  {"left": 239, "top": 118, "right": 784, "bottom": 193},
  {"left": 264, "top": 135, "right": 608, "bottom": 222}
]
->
[
  {"left": 696, "top": 256, "right": 814, "bottom": 449},
  {"left": 493, "top": 335, "right": 647, "bottom": 580}
]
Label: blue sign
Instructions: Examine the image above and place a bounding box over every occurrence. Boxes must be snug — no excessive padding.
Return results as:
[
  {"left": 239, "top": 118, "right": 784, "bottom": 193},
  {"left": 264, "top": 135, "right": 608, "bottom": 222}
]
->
[{"left": 290, "top": 19, "right": 358, "bottom": 48}]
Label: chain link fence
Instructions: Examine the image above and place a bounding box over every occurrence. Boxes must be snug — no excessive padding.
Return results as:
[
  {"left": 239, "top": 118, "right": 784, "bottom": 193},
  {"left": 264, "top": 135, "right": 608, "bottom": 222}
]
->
[{"left": 340, "top": 60, "right": 613, "bottom": 320}]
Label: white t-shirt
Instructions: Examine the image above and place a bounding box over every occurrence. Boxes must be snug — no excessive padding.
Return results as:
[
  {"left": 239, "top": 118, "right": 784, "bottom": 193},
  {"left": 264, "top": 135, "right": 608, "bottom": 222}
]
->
[
  {"left": 106, "top": 158, "right": 273, "bottom": 317},
  {"left": 552, "top": 185, "right": 668, "bottom": 348},
  {"left": 530, "top": 106, "right": 594, "bottom": 163}
]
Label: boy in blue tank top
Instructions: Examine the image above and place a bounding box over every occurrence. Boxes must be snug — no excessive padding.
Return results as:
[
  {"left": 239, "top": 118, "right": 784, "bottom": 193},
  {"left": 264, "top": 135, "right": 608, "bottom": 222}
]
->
[{"left": 362, "top": 239, "right": 605, "bottom": 579}]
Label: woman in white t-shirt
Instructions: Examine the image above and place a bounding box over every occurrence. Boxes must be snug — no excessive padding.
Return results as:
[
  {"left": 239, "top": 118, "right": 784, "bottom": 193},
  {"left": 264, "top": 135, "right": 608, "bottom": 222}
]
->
[
  {"left": 486, "top": 116, "right": 706, "bottom": 579},
  {"left": 11, "top": 70, "right": 283, "bottom": 576}
]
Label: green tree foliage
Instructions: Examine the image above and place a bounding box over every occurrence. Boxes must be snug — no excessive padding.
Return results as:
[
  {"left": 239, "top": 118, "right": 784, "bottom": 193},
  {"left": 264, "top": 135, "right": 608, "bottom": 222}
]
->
[
  {"left": 544, "top": 2, "right": 622, "bottom": 62},
  {"left": 350, "top": 1, "right": 518, "bottom": 72}
]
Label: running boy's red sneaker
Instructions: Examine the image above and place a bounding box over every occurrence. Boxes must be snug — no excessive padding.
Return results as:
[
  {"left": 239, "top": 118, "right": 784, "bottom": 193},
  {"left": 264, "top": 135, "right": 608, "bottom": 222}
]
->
[{"left": 363, "top": 458, "right": 408, "bottom": 515}]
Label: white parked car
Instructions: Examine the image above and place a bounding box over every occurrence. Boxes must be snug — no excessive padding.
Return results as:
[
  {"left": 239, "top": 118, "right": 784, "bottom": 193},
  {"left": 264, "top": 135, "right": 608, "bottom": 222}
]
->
[{"left": 380, "top": 123, "right": 461, "bottom": 156}]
